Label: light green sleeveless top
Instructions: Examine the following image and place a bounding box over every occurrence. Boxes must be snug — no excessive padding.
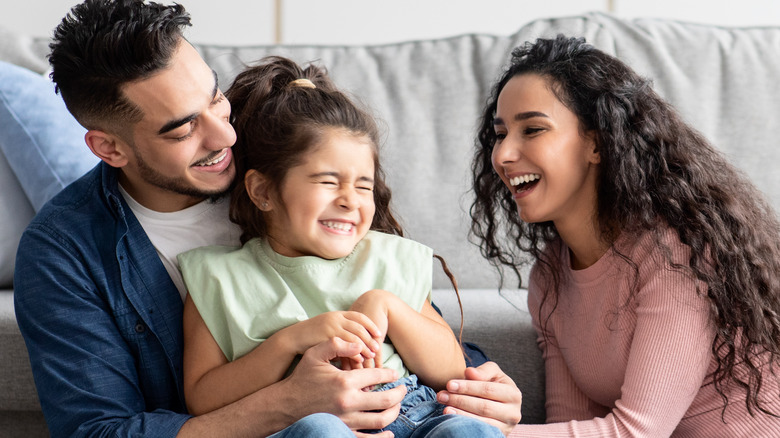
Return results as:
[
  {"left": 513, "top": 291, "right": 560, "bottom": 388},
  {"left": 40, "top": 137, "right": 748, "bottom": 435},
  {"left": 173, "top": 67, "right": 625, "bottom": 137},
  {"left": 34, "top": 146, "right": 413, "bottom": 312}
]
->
[{"left": 178, "top": 231, "right": 433, "bottom": 377}]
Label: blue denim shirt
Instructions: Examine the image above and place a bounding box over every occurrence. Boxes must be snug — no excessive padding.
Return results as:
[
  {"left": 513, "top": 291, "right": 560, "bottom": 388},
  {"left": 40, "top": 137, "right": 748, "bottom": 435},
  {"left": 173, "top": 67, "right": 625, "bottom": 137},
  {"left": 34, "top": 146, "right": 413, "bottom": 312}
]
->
[{"left": 14, "top": 162, "right": 191, "bottom": 437}]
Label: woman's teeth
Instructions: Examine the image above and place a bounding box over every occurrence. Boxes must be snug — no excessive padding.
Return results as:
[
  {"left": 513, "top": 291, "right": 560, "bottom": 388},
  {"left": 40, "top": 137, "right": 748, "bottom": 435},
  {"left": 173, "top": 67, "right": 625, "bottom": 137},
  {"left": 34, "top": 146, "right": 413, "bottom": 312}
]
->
[
  {"left": 322, "top": 221, "right": 354, "bottom": 231},
  {"left": 510, "top": 174, "right": 541, "bottom": 187}
]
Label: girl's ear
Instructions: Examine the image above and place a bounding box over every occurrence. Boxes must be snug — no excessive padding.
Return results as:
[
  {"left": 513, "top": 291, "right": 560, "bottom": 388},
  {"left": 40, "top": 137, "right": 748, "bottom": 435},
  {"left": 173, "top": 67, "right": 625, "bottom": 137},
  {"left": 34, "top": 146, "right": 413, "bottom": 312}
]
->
[
  {"left": 245, "top": 169, "right": 273, "bottom": 211},
  {"left": 85, "top": 129, "right": 130, "bottom": 168}
]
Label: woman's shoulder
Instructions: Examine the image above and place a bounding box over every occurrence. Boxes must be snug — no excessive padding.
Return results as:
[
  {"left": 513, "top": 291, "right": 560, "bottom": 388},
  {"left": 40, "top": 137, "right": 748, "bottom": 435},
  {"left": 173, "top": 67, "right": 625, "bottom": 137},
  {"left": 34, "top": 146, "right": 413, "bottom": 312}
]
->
[{"left": 619, "top": 225, "right": 690, "bottom": 268}]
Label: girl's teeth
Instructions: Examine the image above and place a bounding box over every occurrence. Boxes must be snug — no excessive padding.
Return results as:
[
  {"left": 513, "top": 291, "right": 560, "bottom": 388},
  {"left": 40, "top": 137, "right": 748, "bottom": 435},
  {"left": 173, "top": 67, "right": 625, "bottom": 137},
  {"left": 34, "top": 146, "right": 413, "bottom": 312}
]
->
[{"left": 322, "top": 221, "right": 353, "bottom": 231}]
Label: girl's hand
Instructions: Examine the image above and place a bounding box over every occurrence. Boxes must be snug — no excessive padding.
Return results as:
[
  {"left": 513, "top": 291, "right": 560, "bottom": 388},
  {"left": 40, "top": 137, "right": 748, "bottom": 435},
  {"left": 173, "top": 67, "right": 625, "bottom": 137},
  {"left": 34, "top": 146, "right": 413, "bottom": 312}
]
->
[
  {"left": 349, "top": 289, "right": 394, "bottom": 368},
  {"left": 436, "top": 362, "right": 523, "bottom": 435},
  {"left": 286, "top": 311, "right": 382, "bottom": 368}
]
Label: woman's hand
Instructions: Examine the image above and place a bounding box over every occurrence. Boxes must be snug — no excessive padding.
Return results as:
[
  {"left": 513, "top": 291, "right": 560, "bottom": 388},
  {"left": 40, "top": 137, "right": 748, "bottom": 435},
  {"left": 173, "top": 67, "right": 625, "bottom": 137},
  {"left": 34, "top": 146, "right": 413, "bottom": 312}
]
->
[
  {"left": 283, "top": 311, "right": 382, "bottom": 369},
  {"left": 436, "top": 362, "right": 523, "bottom": 435}
]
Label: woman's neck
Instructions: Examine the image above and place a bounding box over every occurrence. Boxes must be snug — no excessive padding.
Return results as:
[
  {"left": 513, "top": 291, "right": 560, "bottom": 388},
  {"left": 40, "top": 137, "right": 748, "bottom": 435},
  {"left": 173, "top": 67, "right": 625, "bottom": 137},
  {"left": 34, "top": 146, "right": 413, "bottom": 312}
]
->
[{"left": 555, "top": 214, "right": 612, "bottom": 270}]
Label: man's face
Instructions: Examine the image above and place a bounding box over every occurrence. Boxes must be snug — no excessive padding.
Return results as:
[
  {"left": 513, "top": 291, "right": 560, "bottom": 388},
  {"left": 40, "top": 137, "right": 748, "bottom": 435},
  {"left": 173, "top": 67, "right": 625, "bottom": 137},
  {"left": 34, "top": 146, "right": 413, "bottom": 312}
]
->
[{"left": 118, "top": 40, "right": 236, "bottom": 212}]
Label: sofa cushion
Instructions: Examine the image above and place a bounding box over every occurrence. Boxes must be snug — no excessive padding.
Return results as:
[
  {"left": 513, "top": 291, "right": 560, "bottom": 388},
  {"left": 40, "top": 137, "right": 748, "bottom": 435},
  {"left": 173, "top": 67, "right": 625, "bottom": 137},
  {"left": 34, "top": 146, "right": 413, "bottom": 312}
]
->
[
  {"left": 0, "top": 151, "right": 34, "bottom": 288},
  {"left": 0, "top": 61, "right": 96, "bottom": 212}
]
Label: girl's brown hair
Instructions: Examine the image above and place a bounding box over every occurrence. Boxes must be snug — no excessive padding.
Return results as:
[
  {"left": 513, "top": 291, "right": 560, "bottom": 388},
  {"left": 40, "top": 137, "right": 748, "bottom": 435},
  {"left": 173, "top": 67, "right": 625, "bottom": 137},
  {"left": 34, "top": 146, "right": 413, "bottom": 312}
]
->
[{"left": 225, "top": 56, "right": 402, "bottom": 243}]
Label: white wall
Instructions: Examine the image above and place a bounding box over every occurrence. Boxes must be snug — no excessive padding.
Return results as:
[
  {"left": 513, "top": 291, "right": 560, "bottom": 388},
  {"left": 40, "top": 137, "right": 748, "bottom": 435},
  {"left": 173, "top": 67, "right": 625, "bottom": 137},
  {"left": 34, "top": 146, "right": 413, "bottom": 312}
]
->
[{"left": 4, "top": 0, "right": 780, "bottom": 46}]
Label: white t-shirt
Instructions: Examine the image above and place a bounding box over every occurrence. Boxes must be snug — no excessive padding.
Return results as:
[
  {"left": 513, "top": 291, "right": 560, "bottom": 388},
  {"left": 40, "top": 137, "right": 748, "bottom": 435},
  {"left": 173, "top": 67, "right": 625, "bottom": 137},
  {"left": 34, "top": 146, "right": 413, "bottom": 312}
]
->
[{"left": 118, "top": 185, "right": 242, "bottom": 300}]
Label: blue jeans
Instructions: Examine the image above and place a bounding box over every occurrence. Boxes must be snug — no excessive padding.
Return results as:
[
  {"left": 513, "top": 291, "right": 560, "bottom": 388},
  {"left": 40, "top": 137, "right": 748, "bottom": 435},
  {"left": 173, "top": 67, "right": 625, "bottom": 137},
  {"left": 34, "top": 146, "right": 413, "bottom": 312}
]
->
[
  {"left": 369, "top": 375, "right": 504, "bottom": 438},
  {"left": 269, "top": 413, "right": 354, "bottom": 437}
]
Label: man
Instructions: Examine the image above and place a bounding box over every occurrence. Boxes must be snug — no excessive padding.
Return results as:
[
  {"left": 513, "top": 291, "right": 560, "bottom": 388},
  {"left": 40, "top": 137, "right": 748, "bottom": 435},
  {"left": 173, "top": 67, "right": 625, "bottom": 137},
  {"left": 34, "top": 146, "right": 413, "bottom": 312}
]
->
[{"left": 13, "top": 0, "right": 405, "bottom": 436}]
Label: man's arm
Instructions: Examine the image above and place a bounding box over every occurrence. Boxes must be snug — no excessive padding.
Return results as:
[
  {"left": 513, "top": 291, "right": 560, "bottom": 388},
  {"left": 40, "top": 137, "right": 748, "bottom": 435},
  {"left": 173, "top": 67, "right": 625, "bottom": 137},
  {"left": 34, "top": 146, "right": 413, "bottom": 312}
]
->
[
  {"left": 15, "top": 225, "right": 404, "bottom": 437},
  {"left": 182, "top": 295, "right": 383, "bottom": 415},
  {"left": 14, "top": 225, "right": 190, "bottom": 437},
  {"left": 179, "top": 338, "right": 405, "bottom": 437}
]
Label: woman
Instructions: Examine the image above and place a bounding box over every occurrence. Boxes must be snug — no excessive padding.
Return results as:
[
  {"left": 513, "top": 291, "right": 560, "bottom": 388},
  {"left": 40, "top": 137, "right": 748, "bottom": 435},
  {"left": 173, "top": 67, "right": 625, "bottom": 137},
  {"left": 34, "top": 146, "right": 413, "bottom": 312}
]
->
[{"left": 437, "top": 35, "right": 780, "bottom": 437}]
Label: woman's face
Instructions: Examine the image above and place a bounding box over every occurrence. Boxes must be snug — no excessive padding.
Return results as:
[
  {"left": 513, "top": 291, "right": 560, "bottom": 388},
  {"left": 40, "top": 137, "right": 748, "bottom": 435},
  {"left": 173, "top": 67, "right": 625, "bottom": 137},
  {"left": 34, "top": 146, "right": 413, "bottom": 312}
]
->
[{"left": 491, "top": 74, "right": 600, "bottom": 232}]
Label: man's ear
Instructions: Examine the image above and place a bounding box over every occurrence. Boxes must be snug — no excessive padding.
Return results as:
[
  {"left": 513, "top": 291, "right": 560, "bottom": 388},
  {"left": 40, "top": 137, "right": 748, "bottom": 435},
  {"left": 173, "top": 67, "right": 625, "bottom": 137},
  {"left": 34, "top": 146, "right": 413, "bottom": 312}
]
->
[
  {"left": 245, "top": 169, "right": 273, "bottom": 211},
  {"left": 84, "top": 129, "right": 130, "bottom": 168}
]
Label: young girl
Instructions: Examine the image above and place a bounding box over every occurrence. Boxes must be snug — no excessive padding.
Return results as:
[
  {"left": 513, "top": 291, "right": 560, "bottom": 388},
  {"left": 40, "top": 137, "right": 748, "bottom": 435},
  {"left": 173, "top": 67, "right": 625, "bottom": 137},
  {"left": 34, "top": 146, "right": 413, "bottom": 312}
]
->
[
  {"left": 178, "top": 56, "right": 502, "bottom": 438},
  {"left": 439, "top": 35, "right": 780, "bottom": 436}
]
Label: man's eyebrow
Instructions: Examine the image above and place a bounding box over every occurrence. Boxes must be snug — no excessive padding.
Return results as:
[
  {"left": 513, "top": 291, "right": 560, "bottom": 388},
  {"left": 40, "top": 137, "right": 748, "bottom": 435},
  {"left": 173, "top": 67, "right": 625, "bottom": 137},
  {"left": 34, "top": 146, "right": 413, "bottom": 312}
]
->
[
  {"left": 157, "top": 70, "right": 220, "bottom": 135},
  {"left": 157, "top": 114, "right": 197, "bottom": 136},
  {"left": 493, "top": 111, "right": 549, "bottom": 125}
]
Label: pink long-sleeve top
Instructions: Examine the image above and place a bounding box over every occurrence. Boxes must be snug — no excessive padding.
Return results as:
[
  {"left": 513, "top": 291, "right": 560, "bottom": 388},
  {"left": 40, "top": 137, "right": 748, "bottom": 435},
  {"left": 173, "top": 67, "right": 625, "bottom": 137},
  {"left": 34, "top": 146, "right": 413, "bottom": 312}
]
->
[{"left": 511, "top": 229, "right": 780, "bottom": 437}]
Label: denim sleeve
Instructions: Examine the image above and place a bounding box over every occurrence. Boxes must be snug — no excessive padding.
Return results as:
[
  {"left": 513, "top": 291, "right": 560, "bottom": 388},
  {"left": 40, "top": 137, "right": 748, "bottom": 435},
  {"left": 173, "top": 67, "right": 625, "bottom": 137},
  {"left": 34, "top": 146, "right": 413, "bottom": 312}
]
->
[{"left": 14, "top": 224, "right": 191, "bottom": 437}]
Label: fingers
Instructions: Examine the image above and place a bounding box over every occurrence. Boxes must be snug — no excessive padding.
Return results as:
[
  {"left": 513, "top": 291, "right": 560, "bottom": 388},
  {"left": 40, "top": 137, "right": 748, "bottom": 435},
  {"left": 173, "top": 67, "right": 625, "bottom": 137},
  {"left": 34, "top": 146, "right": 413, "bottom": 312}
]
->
[
  {"left": 308, "top": 337, "right": 362, "bottom": 363},
  {"left": 355, "top": 431, "right": 394, "bottom": 438},
  {"left": 340, "top": 385, "right": 404, "bottom": 431},
  {"left": 436, "top": 379, "right": 522, "bottom": 433},
  {"left": 465, "top": 361, "right": 513, "bottom": 384},
  {"left": 343, "top": 311, "right": 382, "bottom": 339},
  {"left": 337, "top": 312, "right": 382, "bottom": 360},
  {"left": 444, "top": 378, "right": 518, "bottom": 403}
]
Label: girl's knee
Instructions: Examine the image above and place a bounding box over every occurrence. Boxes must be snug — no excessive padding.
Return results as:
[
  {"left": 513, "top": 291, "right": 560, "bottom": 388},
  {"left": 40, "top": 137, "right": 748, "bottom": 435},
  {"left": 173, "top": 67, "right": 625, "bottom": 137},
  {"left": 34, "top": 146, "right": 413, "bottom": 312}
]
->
[
  {"left": 431, "top": 415, "right": 504, "bottom": 437},
  {"left": 288, "top": 413, "right": 352, "bottom": 437}
]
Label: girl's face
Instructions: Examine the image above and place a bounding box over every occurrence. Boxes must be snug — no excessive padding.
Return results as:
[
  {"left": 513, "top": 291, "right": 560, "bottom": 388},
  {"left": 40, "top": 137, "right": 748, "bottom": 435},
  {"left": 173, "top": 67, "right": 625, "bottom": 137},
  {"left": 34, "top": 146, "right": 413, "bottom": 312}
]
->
[
  {"left": 265, "top": 128, "right": 377, "bottom": 259},
  {"left": 491, "top": 74, "right": 600, "bottom": 231}
]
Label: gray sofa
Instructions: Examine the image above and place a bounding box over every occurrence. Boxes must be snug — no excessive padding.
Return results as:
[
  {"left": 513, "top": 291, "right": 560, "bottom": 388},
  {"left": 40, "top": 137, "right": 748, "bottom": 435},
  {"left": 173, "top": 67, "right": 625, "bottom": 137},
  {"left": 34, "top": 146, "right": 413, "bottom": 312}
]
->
[{"left": 2, "top": 12, "right": 780, "bottom": 437}]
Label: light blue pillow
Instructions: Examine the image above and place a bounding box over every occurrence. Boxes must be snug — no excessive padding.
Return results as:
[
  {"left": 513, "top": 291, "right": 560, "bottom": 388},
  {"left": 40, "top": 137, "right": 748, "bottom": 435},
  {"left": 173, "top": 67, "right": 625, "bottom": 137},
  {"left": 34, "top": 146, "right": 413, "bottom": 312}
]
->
[{"left": 0, "top": 60, "right": 97, "bottom": 212}]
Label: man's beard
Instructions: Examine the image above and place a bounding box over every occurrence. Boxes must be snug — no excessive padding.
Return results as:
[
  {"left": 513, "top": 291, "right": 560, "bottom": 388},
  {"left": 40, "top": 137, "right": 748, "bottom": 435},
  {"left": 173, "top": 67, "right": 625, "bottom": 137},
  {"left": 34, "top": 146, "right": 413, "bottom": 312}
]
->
[{"left": 134, "top": 149, "right": 230, "bottom": 201}]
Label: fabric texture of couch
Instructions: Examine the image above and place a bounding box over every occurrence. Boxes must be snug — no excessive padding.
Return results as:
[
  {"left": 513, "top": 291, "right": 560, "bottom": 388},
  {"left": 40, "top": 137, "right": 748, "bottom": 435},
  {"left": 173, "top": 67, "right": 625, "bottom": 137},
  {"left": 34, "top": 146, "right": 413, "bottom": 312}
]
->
[{"left": 1, "top": 12, "right": 780, "bottom": 436}]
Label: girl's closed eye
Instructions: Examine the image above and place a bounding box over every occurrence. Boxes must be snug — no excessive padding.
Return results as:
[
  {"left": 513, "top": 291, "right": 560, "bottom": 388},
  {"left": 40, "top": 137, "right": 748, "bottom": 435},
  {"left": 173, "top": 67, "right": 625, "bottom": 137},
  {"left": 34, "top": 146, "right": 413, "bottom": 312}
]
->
[{"left": 316, "top": 177, "right": 339, "bottom": 187}]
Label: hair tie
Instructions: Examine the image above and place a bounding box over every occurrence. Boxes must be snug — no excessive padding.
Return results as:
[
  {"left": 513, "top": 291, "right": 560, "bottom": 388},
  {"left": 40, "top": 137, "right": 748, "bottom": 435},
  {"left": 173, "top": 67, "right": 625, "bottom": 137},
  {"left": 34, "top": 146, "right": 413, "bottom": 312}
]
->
[{"left": 288, "top": 78, "right": 316, "bottom": 89}]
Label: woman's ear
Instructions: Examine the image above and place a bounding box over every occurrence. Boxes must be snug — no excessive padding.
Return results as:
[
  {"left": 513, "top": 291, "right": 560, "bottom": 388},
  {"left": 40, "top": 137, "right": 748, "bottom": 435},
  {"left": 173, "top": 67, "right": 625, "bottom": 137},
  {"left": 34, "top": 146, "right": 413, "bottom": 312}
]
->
[
  {"left": 85, "top": 130, "right": 130, "bottom": 168},
  {"left": 585, "top": 130, "right": 601, "bottom": 164},
  {"left": 245, "top": 169, "right": 273, "bottom": 211}
]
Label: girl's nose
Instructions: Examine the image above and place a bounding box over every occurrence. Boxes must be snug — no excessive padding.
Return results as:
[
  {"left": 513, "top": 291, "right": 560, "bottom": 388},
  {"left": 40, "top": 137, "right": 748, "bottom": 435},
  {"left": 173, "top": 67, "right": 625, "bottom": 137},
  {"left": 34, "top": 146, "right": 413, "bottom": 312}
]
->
[{"left": 338, "top": 189, "right": 359, "bottom": 210}]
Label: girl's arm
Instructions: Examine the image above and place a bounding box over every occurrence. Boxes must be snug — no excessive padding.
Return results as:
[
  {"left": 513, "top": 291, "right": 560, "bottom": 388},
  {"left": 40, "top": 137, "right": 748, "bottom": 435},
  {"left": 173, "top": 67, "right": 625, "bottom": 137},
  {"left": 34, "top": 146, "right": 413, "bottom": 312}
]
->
[
  {"left": 350, "top": 289, "right": 466, "bottom": 390},
  {"left": 182, "top": 295, "right": 382, "bottom": 415}
]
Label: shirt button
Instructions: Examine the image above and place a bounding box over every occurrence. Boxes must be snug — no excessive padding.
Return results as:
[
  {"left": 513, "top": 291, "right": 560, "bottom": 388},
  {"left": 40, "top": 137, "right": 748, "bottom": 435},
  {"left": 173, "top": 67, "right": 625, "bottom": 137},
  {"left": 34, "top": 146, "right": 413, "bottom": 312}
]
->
[{"left": 135, "top": 322, "right": 146, "bottom": 333}]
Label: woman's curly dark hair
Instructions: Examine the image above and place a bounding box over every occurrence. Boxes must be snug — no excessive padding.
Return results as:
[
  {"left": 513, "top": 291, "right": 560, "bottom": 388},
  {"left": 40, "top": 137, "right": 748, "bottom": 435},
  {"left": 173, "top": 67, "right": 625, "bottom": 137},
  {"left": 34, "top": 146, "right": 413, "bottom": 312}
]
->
[{"left": 471, "top": 35, "right": 780, "bottom": 416}]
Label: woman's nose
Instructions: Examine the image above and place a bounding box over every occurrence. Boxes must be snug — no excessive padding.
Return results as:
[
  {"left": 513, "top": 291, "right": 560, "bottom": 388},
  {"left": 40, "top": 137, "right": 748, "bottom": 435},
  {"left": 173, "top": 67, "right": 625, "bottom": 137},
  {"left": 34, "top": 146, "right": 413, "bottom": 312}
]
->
[{"left": 492, "top": 137, "right": 520, "bottom": 169}]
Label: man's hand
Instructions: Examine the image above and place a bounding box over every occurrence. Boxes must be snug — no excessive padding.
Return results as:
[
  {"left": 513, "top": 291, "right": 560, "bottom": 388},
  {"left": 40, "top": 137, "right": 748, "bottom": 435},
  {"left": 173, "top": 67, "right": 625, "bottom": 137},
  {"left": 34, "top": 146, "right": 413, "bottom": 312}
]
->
[{"left": 279, "top": 337, "right": 405, "bottom": 436}]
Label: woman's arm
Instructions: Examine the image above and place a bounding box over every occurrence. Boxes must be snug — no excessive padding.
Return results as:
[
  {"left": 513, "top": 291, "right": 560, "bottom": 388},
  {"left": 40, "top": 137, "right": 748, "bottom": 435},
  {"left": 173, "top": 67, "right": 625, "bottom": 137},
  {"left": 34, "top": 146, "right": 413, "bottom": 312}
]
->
[
  {"left": 440, "top": 252, "right": 715, "bottom": 437},
  {"left": 182, "top": 295, "right": 383, "bottom": 415},
  {"left": 350, "top": 289, "right": 466, "bottom": 390}
]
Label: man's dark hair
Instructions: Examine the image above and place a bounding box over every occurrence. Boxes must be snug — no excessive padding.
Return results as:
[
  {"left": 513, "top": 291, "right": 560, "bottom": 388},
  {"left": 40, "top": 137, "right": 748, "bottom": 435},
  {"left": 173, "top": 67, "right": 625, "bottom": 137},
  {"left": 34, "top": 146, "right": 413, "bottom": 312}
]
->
[{"left": 48, "top": 0, "right": 191, "bottom": 131}]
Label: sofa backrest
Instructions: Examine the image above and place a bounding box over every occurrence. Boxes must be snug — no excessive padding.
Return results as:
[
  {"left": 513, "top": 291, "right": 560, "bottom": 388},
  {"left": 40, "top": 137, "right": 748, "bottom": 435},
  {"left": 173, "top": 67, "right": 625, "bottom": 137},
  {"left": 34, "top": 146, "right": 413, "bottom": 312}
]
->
[
  {"left": 1, "top": 13, "right": 779, "bottom": 290},
  {"left": 196, "top": 12, "right": 780, "bottom": 288}
]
